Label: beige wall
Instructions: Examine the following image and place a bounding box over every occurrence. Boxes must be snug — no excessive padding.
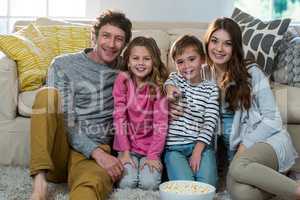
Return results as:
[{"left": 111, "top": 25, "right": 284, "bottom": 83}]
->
[{"left": 86, "top": 0, "right": 234, "bottom": 22}]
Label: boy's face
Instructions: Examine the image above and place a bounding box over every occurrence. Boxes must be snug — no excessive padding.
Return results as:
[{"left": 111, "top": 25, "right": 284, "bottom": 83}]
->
[
  {"left": 93, "top": 24, "right": 126, "bottom": 65},
  {"left": 174, "top": 46, "right": 205, "bottom": 84}
]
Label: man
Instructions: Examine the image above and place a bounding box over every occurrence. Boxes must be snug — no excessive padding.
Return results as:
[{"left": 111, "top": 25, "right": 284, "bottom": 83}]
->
[{"left": 30, "top": 10, "right": 132, "bottom": 200}]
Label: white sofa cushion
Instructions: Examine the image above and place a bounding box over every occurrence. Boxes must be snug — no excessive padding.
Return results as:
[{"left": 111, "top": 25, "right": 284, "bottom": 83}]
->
[
  {"left": 0, "top": 52, "right": 18, "bottom": 121},
  {"left": 272, "top": 83, "right": 300, "bottom": 124},
  {"left": 0, "top": 117, "right": 30, "bottom": 166},
  {"left": 18, "top": 90, "right": 38, "bottom": 117}
]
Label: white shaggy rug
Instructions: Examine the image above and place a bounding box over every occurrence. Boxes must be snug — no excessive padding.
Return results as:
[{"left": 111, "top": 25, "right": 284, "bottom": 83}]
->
[{"left": 0, "top": 166, "right": 231, "bottom": 200}]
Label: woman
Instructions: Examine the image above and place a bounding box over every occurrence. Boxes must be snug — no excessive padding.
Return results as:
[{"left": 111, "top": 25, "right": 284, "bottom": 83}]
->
[
  {"left": 165, "top": 17, "right": 300, "bottom": 199},
  {"left": 203, "top": 17, "right": 300, "bottom": 200}
]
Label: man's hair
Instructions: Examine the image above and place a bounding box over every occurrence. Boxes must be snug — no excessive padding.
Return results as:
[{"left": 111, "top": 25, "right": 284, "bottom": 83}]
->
[
  {"left": 170, "top": 35, "right": 205, "bottom": 61},
  {"left": 93, "top": 10, "right": 132, "bottom": 44}
]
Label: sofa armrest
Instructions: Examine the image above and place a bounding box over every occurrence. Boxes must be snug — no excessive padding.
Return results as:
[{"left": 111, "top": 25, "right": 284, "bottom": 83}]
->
[
  {"left": 0, "top": 51, "right": 18, "bottom": 121},
  {"left": 272, "top": 83, "right": 300, "bottom": 124}
]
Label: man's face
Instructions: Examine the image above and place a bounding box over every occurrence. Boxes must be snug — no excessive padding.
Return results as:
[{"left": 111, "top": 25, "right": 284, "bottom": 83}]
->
[{"left": 94, "top": 24, "right": 126, "bottom": 65}]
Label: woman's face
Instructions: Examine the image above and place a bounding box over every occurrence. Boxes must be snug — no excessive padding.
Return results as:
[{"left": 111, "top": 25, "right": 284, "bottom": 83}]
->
[{"left": 207, "top": 29, "right": 233, "bottom": 69}]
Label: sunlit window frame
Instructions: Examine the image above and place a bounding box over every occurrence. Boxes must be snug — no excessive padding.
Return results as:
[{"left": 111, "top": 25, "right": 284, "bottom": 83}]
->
[
  {"left": 0, "top": 0, "right": 88, "bottom": 33},
  {"left": 234, "top": 0, "right": 300, "bottom": 25}
]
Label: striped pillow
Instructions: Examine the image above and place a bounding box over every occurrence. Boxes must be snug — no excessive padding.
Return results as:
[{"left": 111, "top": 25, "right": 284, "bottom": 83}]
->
[{"left": 37, "top": 25, "right": 92, "bottom": 55}]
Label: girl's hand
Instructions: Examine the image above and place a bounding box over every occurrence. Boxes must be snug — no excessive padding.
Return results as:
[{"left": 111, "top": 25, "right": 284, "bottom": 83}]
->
[
  {"left": 141, "top": 159, "right": 163, "bottom": 173},
  {"left": 189, "top": 142, "right": 205, "bottom": 173},
  {"left": 119, "top": 151, "right": 137, "bottom": 168}
]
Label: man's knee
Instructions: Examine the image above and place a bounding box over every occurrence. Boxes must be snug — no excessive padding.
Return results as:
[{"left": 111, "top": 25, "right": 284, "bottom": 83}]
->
[
  {"left": 36, "top": 87, "right": 59, "bottom": 99},
  {"left": 33, "top": 87, "right": 61, "bottom": 113}
]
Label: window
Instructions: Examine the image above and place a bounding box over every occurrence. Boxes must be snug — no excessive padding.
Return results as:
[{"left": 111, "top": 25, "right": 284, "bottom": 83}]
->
[
  {"left": 0, "top": 0, "right": 86, "bottom": 34},
  {"left": 234, "top": 0, "right": 300, "bottom": 21}
]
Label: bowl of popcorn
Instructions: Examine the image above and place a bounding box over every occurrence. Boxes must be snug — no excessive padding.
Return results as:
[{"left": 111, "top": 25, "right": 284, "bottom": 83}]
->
[{"left": 159, "top": 180, "right": 215, "bottom": 200}]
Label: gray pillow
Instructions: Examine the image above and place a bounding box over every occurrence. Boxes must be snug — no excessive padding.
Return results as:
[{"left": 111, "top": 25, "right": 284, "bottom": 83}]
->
[
  {"left": 231, "top": 7, "right": 291, "bottom": 76},
  {"left": 273, "top": 29, "right": 299, "bottom": 84}
]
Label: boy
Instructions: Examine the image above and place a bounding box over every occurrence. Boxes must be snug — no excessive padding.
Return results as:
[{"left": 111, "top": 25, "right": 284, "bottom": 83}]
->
[{"left": 164, "top": 35, "right": 219, "bottom": 187}]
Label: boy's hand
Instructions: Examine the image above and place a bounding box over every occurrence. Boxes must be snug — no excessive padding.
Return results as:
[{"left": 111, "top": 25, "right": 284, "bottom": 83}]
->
[
  {"left": 189, "top": 142, "right": 205, "bottom": 173},
  {"left": 165, "top": 85, "right": 183, "bottom": 119},
  {"left": 166, "top": 85, "right": 181, "bottom": 102}
]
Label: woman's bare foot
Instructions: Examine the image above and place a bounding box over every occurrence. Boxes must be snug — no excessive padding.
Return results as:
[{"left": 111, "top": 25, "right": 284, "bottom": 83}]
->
[{"left": 30, "top": 172, "right": 48, "bottom": 200}]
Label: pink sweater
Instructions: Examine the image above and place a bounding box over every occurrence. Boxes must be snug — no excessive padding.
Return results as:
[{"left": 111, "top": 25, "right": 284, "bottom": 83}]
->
[{"left": 113, "top": 72, "right": 168, "bottom": 160}]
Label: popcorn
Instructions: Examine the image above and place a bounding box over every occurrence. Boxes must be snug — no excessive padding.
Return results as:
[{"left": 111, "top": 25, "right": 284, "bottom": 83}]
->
[{"left": 161, "top": 182, "right": 210, "bottom": 194}]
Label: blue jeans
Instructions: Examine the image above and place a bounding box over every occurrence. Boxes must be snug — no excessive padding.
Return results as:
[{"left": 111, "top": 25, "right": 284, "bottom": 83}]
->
[
  {"left": 163, "top": 143, "right": 217, "bottom": 187},
  {"left": 118, "top": 153, "right": 161, "bottom": 190},
  {"left": 221, "top": 115, "right": 236, "bottom": 161}
]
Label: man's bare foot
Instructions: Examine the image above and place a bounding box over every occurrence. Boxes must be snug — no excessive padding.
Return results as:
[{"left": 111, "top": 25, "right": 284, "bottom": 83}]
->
[{"left": 30, "top": 172, "right": 48, "bottom": 200}]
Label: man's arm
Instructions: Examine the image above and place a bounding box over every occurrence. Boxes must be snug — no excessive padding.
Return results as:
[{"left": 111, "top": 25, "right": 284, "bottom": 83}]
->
[
  {"left": 46, "top": 59, "right": 100, "bottom": 158},
  {"left": 47, "top": 59, "right": 123, "bottom": 181}
]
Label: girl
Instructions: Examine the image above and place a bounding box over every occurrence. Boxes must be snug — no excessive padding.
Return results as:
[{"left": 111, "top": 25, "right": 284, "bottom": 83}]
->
[
  {"left": 113, "top": 36, "right": 169, "bottom": 190},
  {"left": 203, "top": 17, "right": 300, "bottom": 200},
  {"left": 164, "top": 35, "right": 219, "bottom": 187}
]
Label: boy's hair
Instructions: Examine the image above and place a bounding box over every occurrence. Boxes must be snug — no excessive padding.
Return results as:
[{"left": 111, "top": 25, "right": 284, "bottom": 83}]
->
[
  {"left": 170, "top": 35, "right": 205, "bottom": 61},
  {"left": 123, "top": 36, "right": 169, "bottom": 94},
  {"left": 93, "top": 10, "right": 132, "bottom": 44}
]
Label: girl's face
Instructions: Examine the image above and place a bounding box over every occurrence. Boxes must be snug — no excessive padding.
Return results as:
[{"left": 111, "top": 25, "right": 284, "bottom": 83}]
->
[
  {"left": 175, "top": 46, "right": 204, "bottom": 84},
  {"left": 208, "top": 29, "right": 233, "bottom": 69},
  {"left": 128, "top": 46, "right": 153, "bottom": 84}
]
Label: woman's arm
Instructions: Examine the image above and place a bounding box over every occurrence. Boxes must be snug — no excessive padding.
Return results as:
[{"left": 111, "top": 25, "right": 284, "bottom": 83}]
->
[{"left": 242, "top": 66, "right": 283, "bottom": 148}]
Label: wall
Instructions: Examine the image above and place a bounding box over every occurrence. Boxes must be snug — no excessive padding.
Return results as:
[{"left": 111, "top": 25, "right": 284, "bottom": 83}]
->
[{"left": 86, "top": 0, "right": 234, "bottom": 22}]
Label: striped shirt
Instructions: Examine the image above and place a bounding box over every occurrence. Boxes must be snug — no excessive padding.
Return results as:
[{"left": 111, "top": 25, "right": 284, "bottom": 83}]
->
[{"left": 165, "top": 72, "right": 219, "bottom": 146}]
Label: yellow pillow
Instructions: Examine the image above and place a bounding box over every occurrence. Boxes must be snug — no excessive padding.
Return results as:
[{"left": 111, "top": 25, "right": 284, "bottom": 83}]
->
[
  {"left": 37, "top": 25, "right": 92, "bottom": 55},
  {"left": 0, "top": 24, "right": 56, "bottom": 91}
]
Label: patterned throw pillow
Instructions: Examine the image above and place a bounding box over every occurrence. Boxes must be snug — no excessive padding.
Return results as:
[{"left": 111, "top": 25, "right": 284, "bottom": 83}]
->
[
  {"left": 231, "top": 7, "right": 291, "bottom": 76},
  {"left": 0, "top": 24, "right": 56, "bottom": 91},
  {"left": 274, "top": 37, "right": 300, "bottom": 87},
  {"left": 37, "top": 25, "right": 92, "bottom": 55}
]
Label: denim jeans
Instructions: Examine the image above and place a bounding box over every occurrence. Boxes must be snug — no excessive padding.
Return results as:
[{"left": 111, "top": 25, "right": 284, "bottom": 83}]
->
[
  {"left": 164, "top": 143, "right": 217, "bottom": 187},
  {"left": 221, "top": 115, "right": 236, "bottom": 161},
  {"left": 117, "top": 152, "right": 161, "bottom": 190}
]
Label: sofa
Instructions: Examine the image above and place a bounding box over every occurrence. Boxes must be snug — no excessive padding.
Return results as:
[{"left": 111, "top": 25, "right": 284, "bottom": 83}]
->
[{"left": 0, "top": 17, "right": 299, "bottom": 177}]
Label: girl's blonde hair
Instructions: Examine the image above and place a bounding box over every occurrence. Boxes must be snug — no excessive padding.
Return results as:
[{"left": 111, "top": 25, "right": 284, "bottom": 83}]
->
[{"left": 122, "top": 36, "right": 169, "bottom": 95}]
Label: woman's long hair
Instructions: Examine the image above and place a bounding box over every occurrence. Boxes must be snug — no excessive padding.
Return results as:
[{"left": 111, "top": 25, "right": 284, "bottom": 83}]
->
[{"left": 204, "top": 17, "right": 252, "bottom": 111}]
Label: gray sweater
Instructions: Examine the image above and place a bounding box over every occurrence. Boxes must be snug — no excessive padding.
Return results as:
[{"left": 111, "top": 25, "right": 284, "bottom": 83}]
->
[{"left": 46, "top": 49, "right": 119, "bottom": 158}]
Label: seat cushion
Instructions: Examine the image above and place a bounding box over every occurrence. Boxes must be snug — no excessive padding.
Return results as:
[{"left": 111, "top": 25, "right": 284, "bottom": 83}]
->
[{"left": 272, "top": 83, "right": 300, "bottom": 124}]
